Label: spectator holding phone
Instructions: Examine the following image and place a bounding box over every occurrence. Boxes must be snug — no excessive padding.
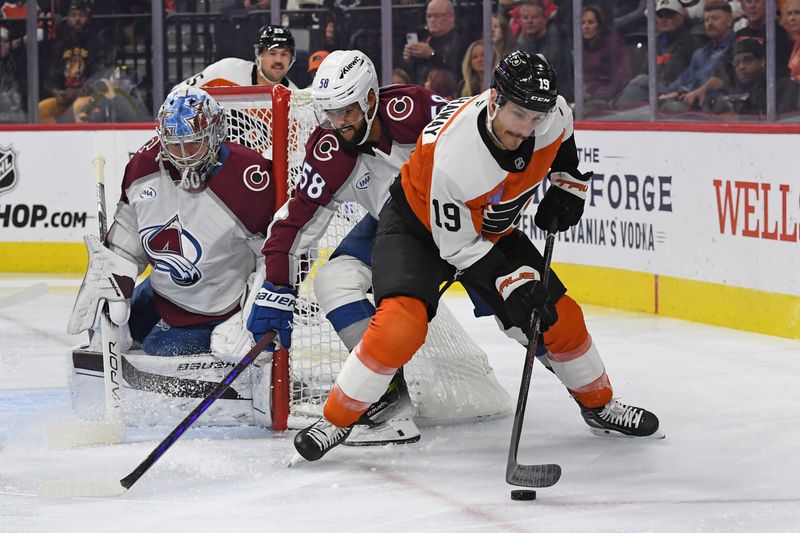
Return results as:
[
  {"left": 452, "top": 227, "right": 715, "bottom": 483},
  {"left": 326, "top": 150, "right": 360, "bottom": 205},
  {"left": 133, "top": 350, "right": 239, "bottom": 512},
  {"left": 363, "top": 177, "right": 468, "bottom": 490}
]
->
[{"left": 402, "top": 0, "right": 465, "bottom": 86}]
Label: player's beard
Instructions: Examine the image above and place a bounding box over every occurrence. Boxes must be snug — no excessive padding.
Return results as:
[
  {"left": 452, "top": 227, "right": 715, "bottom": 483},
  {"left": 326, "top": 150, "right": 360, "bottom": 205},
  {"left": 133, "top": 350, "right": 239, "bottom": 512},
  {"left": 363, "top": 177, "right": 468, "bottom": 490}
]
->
[{"left": 334, "top": 116, "right": 368, "bottom": 149}]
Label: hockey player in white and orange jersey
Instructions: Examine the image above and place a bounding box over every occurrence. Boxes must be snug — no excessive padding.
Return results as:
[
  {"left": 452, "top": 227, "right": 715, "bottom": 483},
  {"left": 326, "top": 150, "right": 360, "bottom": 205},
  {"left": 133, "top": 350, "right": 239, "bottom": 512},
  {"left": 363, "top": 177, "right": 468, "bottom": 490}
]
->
[
  {"left": 292, "top": 51, "right": 663, "bottom": 462},
  {"left": 174, "top": 25, "right": 299, "bottom": 90}
]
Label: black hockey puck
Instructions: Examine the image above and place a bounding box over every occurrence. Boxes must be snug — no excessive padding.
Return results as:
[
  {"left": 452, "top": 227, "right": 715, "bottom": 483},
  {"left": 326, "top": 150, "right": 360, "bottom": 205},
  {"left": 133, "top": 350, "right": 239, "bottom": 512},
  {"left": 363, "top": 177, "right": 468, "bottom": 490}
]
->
[{"left": 510, "top": 489, "right": 537, "bottom": 501}]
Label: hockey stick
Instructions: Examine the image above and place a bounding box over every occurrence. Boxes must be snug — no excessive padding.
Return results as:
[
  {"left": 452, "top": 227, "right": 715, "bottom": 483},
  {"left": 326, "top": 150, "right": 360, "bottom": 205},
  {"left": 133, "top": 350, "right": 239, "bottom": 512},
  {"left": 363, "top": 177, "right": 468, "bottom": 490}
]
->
[
  {"left": 0, "top": 282, "right": 48, "bottom": 309},
  {"left": 45, "top": 155, "right": 127, "bottom": 449},
  {"left": 39, "top": 332, "right": 277, "bottom": 499},
  {"left": 505, "top": 220, "right": 562, "bottom": 488}
]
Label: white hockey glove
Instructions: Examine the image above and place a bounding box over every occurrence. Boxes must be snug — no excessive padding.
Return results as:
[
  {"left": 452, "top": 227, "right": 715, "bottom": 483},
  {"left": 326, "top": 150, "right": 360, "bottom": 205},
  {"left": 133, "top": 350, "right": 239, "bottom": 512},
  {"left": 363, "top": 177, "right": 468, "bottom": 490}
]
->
[{"left": 67, "top": 235, "right": 138, "bottom": 334}]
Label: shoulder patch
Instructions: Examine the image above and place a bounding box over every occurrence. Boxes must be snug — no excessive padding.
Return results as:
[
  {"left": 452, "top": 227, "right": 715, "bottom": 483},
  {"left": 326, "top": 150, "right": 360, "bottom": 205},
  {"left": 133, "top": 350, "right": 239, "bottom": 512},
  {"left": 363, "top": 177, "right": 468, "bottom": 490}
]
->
[
  {"left": 312, "top": 133, "right": 340, "bottom": 162},
  {"left": 385, "top": 95, "right": 415, "bottom": 121},
  {"left": 243, "top": 164, "right": 270, "bottom": 192}
]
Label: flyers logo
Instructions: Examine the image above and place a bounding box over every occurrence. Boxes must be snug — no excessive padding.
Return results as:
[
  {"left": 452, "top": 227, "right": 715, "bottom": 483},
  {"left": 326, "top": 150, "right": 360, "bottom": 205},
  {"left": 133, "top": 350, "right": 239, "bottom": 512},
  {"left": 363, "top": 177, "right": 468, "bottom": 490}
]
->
[
  {"left": 313, "top": 133, "right": 339, "bottom": 162},
  {"left": 482, "top": 185, "right": 537, "bottom": 234}
]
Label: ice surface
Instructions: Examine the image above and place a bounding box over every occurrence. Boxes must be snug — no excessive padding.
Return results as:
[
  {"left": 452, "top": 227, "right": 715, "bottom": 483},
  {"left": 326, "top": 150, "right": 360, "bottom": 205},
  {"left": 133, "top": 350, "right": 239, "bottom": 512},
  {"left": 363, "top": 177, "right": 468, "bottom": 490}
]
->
[{"left": 1, "top": 275, "right": 799, "bottom": 532}]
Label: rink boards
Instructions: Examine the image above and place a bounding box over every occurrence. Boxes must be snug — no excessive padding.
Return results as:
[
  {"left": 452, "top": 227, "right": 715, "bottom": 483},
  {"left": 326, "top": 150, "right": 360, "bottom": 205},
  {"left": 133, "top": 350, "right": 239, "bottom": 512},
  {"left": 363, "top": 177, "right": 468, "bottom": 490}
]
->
[{"left": 0, "top": 123, "right": 797, "bottom": 338}]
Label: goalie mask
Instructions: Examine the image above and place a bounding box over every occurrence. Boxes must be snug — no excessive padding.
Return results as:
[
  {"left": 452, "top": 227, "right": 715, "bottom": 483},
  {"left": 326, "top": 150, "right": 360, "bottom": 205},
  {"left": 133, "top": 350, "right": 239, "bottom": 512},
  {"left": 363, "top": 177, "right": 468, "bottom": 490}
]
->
[
  {"left": 254, "top": 25, "right": 296, "bottom": 82},
  {"left": 487, "top": 51, "right": 558, "bottom": 142},
  {"left": 157, "top": 86, "right": 226, "bottom": 191},
  {"left": 311, "top": 50, "right": 380, "bottom": 146}
]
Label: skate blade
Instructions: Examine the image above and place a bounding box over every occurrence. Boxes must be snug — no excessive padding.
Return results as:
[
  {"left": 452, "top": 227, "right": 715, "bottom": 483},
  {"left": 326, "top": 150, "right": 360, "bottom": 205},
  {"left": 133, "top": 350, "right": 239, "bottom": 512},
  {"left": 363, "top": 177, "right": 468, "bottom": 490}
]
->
[
  {"left": 589, "top": 428, "right": 666, "bottom": 440},
  {"left": 287, "top": 452, "right": 305, "bottom": 467}
]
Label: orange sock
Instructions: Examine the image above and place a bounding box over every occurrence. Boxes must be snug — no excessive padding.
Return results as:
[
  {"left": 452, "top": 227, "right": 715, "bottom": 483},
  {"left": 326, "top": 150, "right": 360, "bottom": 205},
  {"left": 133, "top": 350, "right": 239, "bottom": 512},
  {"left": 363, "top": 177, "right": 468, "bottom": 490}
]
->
[{"left": 323, "top": 296, "right": 428, "bottom": 427}]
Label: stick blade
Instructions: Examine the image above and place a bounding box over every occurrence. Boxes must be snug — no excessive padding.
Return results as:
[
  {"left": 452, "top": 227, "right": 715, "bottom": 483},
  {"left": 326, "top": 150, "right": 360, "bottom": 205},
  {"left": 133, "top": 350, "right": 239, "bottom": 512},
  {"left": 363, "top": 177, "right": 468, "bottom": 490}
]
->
[
  {"left": 507, "top": 463, "right": 562, "bottom": 488},
  {"left": 44, "top": 420, "right": 125, "bottom": 449},
  {"left": 38, "top": 479, "right": 127, "bottom": 499}
]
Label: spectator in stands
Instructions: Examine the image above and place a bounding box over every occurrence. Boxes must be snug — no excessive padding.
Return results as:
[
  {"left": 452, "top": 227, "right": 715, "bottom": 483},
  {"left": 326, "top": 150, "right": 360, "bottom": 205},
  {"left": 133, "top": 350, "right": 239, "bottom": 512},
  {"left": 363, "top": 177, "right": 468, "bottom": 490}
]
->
[
  {"left": 492, "top": 13, "right": 517, "bottom": 66},
  {"left": 516, "top": 0, "right": 573, "bottom": 99},
  {"left": 613, "top": 0, "right": 700, "bottom": 109},
  {"left": 684, "top": 0, "right": 795, "bottom": 110},
  {"left": 423, "top": 66, "right": 457, "bottom": 99},
  {"left": 306, "top": 50, "right": 329, "bottom": 83},
  {"left": 38, "top": 0, "right": 111, "bottom": 123},
  {"left": 0, "top": 25, "right": 25, "bottom": 122},
  {"left": 658, "top": 1, "right": 735, "bottom": 113},
  {"left": 612, "top": 0, "right": 647, "bottom": 37},
  {"left": 70, "top": 64, "right": 151, "bottom": 123},
  {"left": 581, "top": 5, "right": 632, "bottom": 115},
  {"left": 785, "top": 0, "right": 800, "bottom": 81},
  {"left": 402, "top": 0, "right": 465, "bottom": 86},
  {"left": 459, "top": 40, "right": 484, "bottom": 97},
  {"left": 392, "top": 67, "right": 412, "bottom": 85}
]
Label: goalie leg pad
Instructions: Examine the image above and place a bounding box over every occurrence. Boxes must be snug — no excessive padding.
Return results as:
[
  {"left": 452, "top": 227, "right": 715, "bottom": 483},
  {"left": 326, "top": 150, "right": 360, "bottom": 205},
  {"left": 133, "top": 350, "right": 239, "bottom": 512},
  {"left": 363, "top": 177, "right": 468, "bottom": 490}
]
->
[{"left": 141, "top": 320, "right": 221, "bottom": 357}]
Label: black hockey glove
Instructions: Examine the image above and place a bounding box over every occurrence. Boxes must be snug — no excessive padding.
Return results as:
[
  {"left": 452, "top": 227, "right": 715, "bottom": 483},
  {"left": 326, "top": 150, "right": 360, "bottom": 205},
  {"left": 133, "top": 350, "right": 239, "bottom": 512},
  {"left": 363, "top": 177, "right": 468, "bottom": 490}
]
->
[
  {"left": 535, "top": 170, "right": 593, "bottom": 232},
  {"left": 495, "top": 265, "right": 558, "bottom": 334}
]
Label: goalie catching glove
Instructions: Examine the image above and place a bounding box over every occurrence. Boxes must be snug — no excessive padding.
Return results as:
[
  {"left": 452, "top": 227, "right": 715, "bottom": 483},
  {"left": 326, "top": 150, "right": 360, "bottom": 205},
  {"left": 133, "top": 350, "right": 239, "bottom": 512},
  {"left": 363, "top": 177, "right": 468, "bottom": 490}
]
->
[
  {"left": 535, "top": 170, "right": 592, "bottom": 232},
  {"left": 246, "top": 281, "right": 295, "bottom": 351},
  {"left": 496, "top": 265, "right": 557, "bottom": 333},
  {"left": 67, "top": 234, "right": 137, "bottom": 334}
]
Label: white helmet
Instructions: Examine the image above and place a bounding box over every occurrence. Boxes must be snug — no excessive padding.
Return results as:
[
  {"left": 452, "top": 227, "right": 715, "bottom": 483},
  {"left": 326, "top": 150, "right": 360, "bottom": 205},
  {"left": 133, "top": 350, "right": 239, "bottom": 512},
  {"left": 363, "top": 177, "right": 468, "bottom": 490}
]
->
[
  {"left": 311, "top": 50, "right": 380, "bottom": 145},
  {"left": 157, "top": 86, "right": 227, "bottom": 191}
]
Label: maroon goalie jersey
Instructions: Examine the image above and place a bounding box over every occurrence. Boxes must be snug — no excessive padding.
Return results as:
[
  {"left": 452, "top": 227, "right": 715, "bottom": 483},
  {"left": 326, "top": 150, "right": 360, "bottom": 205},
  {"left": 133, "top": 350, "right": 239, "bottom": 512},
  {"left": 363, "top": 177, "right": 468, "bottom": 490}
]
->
[
  {"left": 111, "top": 139, "right": 276, "bottom": 326},
  {"left": 262, "top": 84, "right": 448, "bottom": 287}
]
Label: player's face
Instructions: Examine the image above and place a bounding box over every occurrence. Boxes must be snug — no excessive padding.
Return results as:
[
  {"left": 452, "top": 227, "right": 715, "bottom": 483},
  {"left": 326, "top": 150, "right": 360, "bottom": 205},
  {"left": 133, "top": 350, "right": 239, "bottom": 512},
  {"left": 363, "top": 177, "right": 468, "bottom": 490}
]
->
[
  {"left": 325, "top": 102, "right": 367, "bottom": 144},
  {"left": 164, "top": 139, "right": 210, "bottom": 167},
  {"left": 492, "top": 99, "right": 552, "bottom": 151},
  {"left": 258, "top": 48, "right": 293, "bottom": 82}
]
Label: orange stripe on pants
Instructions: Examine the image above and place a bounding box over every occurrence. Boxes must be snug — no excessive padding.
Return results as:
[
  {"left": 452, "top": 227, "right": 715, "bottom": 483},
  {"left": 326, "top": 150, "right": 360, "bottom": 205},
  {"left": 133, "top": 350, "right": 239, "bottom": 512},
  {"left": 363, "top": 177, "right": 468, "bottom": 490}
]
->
[
  {"left": 543, "top": 295, "right": 612, "bottom": 409},
  {"left": 323, "top": 296, "right": 428, "bottom": 427}
]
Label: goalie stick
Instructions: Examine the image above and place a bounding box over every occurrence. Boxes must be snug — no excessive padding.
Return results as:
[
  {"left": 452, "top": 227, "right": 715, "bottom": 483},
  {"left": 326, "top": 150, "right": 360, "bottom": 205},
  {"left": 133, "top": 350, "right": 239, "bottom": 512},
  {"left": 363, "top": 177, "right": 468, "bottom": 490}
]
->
[
  {"left": 39, "top": 332, "right": 277, "bottom": 499},
  {"left": 505, "top": 220, "right": 562, "bottom": 488},
  {"left": 45, "top": 155, "right": 127, "bottom": 449}
]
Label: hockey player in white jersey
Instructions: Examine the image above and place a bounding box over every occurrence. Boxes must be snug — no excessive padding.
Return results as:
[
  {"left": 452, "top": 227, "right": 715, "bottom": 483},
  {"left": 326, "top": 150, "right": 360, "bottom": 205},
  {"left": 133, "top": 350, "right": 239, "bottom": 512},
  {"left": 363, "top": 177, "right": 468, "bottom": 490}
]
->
[
  {"left": 291, "top": 51, "right": 663, "bottom": 462},
  {"left": 247, "top": 50, "right": 451, "bottom": 445},
  {"left": 176, "top": 25, "right": 298, "bottom": 90},
  {"left": 66, "top": 86, "right": 279, "bottom": 426}
]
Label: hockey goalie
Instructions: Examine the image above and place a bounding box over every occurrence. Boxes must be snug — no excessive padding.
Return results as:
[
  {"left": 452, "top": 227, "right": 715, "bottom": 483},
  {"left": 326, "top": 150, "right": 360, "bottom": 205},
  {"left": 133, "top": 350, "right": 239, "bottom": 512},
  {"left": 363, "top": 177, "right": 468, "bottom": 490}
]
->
[{"left": 66, "top": 86, "right": 283, "bottom": 429}]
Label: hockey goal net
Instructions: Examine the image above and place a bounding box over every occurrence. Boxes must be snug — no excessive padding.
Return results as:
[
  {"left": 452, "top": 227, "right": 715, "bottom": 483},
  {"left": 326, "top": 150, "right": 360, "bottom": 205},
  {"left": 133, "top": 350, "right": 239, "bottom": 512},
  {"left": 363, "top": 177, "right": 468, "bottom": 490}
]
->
[{"left": 206, "top": 85, "right": 511, "bottom": 430}]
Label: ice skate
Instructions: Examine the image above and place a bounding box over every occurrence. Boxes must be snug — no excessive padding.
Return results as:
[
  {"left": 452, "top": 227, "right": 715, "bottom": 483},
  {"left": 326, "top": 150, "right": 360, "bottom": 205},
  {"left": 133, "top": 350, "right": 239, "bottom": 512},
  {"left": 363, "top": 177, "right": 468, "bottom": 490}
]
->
[
  {"left": 345, "top": 370, "right": 421, "bottom": 446},
  {"left": 580, "top": 398, "right": 664, "bottom": 439},
  {"left": 290, "top": 417, "right": 353, "bottom": 465}
]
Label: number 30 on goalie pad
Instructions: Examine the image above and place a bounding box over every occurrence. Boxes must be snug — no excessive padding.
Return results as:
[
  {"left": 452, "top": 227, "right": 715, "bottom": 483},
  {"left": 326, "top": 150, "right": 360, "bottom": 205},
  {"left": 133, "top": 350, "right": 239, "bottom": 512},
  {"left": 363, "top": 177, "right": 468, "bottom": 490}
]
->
[{"left": 69, "top": 347, "right": 274, "bottom": 428}]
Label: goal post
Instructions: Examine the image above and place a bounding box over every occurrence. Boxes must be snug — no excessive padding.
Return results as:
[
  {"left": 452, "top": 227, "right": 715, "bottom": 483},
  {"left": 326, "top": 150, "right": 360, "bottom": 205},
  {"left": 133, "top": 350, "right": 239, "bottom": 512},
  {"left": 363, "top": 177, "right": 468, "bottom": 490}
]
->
[{"left": 205, "top": 85, "right": 511, "bottom": 430}]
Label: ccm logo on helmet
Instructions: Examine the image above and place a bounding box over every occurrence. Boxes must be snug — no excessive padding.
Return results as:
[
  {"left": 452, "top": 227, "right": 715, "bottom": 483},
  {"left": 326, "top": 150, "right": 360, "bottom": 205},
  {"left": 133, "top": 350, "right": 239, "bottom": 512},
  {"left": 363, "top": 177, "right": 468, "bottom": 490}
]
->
[{"left": 339, "top": 57, "right": 364, "bottom": 79}]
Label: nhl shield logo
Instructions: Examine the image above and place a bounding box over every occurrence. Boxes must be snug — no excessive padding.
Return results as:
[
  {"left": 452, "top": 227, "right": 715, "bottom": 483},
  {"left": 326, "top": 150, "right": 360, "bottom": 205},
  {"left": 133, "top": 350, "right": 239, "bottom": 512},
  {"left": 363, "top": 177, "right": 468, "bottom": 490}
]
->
[
  {"left": 514, "top": 157, "right": 525, "bottom": 170},
  {"left": 0, "top": 145, "right": 19, "bottom": 197}
]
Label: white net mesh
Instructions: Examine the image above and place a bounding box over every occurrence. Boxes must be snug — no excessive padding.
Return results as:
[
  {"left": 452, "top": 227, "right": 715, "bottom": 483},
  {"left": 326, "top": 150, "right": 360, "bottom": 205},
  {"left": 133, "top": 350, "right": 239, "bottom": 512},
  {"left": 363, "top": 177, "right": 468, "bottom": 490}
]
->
[{"left": 210, "top": 86, "right": 511, "bottom": 428}]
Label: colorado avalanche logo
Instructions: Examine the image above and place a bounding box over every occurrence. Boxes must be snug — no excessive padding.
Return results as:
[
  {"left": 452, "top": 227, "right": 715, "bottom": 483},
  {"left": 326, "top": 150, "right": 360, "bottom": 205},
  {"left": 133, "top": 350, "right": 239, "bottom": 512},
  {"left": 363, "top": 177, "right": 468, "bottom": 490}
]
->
[
  {"left": 243, "top": 164, "right": 270, "bottom": 192},
  {"left": 140, "top": 215, "right": 203, "bottom": 286},
  {"left": 313, "top": 133, "right": 339, "bottom": 162},
  {"left": 386, "top": 96, "right": 414, "bottom": 121}
]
